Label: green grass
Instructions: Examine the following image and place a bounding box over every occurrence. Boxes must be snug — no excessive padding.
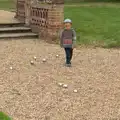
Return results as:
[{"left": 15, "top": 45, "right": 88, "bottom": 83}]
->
[
  {"left": 64, "top": 5, "right": 120, "bottom": 47},
  {"left": 0, "top": 112, "right": 11, "bottom": 120},
  {"left": 0, "top": 0, "right": 14, "bottom": 10},
  {"left": 65, "top": 0, "right": 120, "bottom": 3}
]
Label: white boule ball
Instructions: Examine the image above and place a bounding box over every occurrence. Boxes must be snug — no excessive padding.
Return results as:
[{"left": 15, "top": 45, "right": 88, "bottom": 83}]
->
[
  {"left": 42, "top": 58, "right": 46, "bottom": 62},
  {"left": 73, "top": 89, "right": 78, "bottom": 93},
  {"left": 63, "top": 84, "right": 68, "bottom": 88},
  {"left": 30, "top": 61, "right": 34, "bottom": 64}
]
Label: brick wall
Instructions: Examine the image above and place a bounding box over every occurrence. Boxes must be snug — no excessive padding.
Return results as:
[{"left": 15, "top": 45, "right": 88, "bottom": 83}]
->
[
  {"left": 16, "top": 0, "right": 64, "bottom": 41},
  {"left": 47, "top": 5, "right": 64, "bottom": 40}
]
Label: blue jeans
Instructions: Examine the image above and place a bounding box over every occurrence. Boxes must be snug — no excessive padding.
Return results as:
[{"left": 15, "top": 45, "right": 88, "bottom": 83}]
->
[{"left": 64, "top": 48, "right": 73, "bottom": 64}]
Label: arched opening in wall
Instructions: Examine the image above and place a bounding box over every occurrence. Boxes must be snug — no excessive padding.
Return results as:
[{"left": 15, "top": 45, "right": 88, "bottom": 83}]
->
[
  {"left": 43, "top": 11, "right": 45, "bottom": 19},
  {"left": 42, "top": 9, "right": 48, "bottom": 19}
]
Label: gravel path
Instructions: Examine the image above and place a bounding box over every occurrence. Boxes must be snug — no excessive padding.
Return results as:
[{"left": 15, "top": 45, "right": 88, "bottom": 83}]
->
[
  {"left": 0, "top": 10, "right": 19, "bottom": 23},
  {"left": 0, "top": 39, "right": 120, "bottom": 120}
]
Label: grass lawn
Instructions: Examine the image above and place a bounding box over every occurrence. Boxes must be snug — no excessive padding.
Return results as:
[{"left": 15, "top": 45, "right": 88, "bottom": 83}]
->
[
  {"left": 0, "top": 112, "right": 11, "bottom": 120},
  {"left": 0, "top": 0, "right": 14, "bottom": 11},
  {"left": 64, "top": 4, "right": 120, "bottom": 47}
]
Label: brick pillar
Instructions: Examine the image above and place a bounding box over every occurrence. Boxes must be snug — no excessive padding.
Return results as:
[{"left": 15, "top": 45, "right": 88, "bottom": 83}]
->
[
  {"left": 15, "top": 0, "right": 25, "bottom": 23},
  {"left": 14, "top": 0, "right": 18, "bottom": 18},
  {"left": 47, "top": 5, "right": 64, "bottom": 41}
]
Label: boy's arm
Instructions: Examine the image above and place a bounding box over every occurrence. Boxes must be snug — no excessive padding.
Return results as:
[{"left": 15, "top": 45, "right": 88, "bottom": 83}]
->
[{"left": 72, "top": 29, "right": 77, "bottom": 47}]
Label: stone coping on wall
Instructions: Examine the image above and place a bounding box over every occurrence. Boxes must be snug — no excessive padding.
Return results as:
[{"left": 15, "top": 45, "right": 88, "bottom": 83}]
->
[{"left": 31, "top": 3, "right": 64, "bottom": 9}]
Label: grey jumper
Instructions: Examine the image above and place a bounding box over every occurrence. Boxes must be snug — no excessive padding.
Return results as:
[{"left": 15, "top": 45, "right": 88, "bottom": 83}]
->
[{"left": 60, "top": 28, "right": 76, "bottom": 48}]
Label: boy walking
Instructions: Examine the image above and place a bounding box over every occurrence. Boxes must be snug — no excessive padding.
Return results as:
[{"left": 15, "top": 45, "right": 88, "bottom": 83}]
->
[{"left": 60, "top": 19, "right": 76, "bottom": 67}]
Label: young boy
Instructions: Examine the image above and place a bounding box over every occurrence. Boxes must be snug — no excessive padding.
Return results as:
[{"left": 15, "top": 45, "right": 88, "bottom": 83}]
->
[{"left": 60, "top": 19, "right": 76, "bottom": 67}]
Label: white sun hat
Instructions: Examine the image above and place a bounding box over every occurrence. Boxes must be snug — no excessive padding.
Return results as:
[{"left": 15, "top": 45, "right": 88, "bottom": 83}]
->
[{"left": 64, "top": 19, "right": 72, "bottom": 23}]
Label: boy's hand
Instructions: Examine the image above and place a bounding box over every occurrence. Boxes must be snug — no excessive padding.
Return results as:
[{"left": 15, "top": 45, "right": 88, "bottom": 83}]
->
[
  {"left": 72, "top": 44, "right": 76, "bottom": 49},
  {"left": 72, "top": 40, "right": 76, "bottom": 49}
]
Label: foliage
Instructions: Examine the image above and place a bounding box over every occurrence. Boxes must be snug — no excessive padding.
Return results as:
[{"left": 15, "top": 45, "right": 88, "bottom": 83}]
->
[{"left": 0, "top": 112, "right": 11, "bottom": 120}]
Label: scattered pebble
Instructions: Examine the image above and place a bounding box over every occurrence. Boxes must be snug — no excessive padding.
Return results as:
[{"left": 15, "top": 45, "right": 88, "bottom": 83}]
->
[
  {"left": 53, "top": 4, "right": 56, "bottom": 7},
  {"left": 11, "top": 89, "right": 21, "bottom": 95},
  {"left": 63, "top": 84, "right": 68, "bottom": 88},
  {"left": 118, "top": 109, "right": 120, "bottom": 115},
  {"left": 73, "top": 89, "right": 78, "bottom": 93}
]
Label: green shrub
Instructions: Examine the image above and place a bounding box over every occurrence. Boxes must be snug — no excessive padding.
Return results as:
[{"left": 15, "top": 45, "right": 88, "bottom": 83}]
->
[{"left": 0, "top": 112, "right": 12, "bottom": 120}]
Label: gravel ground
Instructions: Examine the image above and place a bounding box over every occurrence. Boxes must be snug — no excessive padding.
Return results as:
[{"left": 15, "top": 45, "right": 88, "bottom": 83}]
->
[{"left": 0, "top": 39, "right": 120, "bottom": 120}]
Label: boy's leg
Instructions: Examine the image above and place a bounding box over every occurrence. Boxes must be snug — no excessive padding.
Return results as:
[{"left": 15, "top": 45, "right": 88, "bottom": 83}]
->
[
  {"left": 70, "top": 48, "right": 73, "bottom": 62},
  {"left": 64, "top": 48, "right": 71, "bottom": 65}
]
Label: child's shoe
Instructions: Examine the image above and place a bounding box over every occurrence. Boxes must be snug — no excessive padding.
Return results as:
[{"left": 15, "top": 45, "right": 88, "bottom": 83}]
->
[{"left": 65, "top": 64, "right": 72, "bottom": 67}]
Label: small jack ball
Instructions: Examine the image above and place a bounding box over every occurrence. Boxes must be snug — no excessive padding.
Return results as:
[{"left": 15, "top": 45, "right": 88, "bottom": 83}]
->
[{"left": 34, "top": 56, "right": 36, "bottom": 60}]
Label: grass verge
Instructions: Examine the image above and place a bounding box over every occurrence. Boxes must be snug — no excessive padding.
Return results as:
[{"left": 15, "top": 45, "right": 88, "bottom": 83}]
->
[
  {"left": 0, "top": 0, "right": 14, "bottom": 11},
  {"left": 64, "top": 4, "right": 120, "bottom": 48}
]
